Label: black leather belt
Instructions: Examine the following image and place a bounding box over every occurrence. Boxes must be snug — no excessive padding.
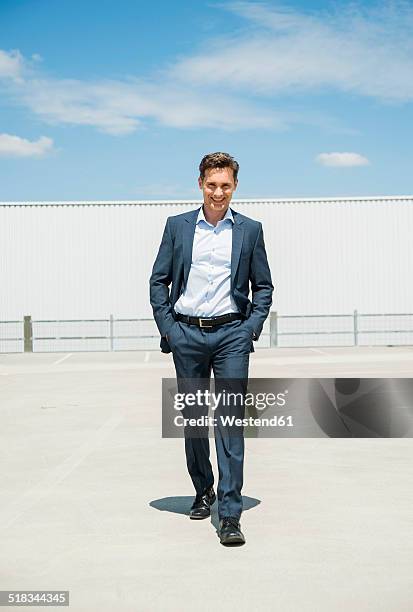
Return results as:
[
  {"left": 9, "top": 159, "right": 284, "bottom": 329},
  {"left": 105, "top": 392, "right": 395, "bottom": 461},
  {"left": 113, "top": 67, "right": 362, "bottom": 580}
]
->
[{"left": 175, "top": 312, "right": 243, "bottom": 328}]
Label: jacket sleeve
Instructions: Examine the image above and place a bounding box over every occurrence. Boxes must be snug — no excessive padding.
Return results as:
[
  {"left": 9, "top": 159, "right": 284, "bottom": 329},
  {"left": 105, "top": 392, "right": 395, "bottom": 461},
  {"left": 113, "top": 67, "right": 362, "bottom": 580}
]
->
[
  {"left": 248, "top": 223, "right": 274, "bottom": 340},
  {"left": 149, "top": 218, "right": 176, "bottom": 338}
]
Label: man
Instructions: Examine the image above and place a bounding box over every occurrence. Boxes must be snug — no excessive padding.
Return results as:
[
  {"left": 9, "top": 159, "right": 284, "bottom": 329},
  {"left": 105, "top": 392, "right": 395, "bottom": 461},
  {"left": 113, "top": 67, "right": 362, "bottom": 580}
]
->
[{"left": 150, "top": 152, "right": 273, "bottom": 545}]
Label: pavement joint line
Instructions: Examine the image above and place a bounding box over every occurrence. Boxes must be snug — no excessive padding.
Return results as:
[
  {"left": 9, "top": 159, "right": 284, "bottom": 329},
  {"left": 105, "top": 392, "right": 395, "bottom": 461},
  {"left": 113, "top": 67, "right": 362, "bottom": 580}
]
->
[
  {"left": 0, "top": 412, "right": 123, "bottom": 530},
  {"left": 52, "top": 353, "right": 73, "bottom": 366},
  {"left": 309, "top": 348, "right": 327, "bottom": 355}
]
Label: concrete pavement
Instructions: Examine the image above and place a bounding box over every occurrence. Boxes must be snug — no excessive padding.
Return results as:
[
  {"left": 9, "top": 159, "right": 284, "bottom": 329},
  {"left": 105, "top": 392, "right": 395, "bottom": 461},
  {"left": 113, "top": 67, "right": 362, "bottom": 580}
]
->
[{"left": 1, "top": 347, "right": 412, "bottom": 611}]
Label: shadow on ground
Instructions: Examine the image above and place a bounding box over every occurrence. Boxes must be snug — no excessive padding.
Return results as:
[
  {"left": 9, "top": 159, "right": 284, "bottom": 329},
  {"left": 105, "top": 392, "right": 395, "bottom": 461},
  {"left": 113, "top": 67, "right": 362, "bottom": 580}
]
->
[{"left": 150, "top": 495, "right": 260, "bottom": 530}]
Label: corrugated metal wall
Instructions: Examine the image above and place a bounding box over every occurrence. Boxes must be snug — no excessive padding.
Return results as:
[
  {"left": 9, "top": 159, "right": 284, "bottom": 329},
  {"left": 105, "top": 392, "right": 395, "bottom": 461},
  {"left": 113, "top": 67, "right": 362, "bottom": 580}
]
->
[{"left": 1, "top": 197, "right": 412, "bottom": 321}]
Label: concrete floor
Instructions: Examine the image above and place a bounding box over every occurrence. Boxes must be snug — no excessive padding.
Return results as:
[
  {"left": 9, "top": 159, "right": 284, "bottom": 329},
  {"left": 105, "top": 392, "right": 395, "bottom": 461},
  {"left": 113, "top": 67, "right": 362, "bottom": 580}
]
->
[{"left": 0, "top": 347, "right": 412, "bottom": 611}]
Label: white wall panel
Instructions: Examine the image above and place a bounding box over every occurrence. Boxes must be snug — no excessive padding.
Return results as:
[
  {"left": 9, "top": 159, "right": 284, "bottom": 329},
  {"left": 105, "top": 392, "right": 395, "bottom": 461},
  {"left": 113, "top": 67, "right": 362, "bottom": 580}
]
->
[{"left": 1, "top": 197, "right": 412, "bottom": 321}]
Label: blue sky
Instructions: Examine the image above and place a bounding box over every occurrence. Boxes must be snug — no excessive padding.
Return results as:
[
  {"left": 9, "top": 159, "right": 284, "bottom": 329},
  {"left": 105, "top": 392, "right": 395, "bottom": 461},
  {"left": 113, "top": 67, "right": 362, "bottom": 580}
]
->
[{"left": 0, "top": 0, "right": 412, "bottom": 200}]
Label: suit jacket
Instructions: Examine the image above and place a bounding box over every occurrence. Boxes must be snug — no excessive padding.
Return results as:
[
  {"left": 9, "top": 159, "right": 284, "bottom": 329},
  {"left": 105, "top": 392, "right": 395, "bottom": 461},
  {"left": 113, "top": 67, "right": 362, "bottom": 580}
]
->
[{"left": 149, "top": 206, "right": 274, "bottom": 353}]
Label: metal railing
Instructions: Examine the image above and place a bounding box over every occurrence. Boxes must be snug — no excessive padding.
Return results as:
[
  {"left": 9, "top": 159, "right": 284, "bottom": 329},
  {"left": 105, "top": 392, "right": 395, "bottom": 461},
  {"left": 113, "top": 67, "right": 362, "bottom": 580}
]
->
[
  {"left": 1, "top": 311, "right": 413, "bottom": 353},
  {"left": 271, "top": 311, "right": 413, "bottom": 348}
]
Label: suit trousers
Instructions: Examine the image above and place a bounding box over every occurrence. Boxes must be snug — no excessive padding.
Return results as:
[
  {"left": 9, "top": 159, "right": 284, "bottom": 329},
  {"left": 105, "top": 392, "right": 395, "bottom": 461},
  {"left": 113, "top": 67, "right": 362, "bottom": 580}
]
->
[{"left": 167, "top": 317, "right": 252, "bottom": 520}]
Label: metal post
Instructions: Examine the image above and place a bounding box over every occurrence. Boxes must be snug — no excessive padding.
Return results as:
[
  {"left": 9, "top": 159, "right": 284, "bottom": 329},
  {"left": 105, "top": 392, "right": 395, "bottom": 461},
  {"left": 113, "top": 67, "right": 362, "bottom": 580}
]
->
[
  {"left": 24, "top": 315, "right": 33, "bottom": 352},
  {"left": 353, "top": 309, "right": 358, "bottom": 346},
  {"left": 270, "top": 311, "right": 278, "bottom": 347},
  {"left": 109, "top": 314, "right": 114, "bottom": 351}
]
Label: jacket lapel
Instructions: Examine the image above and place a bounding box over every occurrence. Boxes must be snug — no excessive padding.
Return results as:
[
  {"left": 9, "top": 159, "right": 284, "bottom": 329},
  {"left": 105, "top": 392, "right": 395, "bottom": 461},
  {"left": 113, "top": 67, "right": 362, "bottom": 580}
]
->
[
  {"left": 231, "top": 209, "right": 244, "bottom": 287},
  {"left": 183, "top": 208, "right": 200, "bottom": 286}
]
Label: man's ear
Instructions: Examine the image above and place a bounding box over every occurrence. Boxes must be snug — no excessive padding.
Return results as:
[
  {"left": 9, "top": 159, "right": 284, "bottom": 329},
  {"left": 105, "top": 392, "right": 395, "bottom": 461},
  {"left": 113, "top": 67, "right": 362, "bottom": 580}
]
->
[
  {"left": 198, "top": 176, "right": 203, "bottom": 190},
  {"left": 233, "top": 179, "right": 238, "bottom": 191}
]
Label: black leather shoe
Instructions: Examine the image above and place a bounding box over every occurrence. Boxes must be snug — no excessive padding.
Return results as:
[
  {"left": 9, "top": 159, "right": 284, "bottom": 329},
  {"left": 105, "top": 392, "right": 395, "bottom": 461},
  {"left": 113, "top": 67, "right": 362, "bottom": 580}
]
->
[
  {"left": 189, "top": 486, "right": 216, "bottom": 520},
  {"left": 218, "top": 517, "right": 245, "bottom": 545}
]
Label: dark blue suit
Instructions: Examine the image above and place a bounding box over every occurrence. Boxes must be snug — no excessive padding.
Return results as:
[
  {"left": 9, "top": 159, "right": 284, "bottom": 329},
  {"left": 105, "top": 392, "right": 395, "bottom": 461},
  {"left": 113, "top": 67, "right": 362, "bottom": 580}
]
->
[{"left": 150, "top": 207, "right": 273, "bottom": 519}]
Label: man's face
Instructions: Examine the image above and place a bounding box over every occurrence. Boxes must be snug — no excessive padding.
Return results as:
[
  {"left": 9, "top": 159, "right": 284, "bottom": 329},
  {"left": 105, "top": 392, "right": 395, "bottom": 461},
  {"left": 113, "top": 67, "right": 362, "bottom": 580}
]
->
[{"left": 198, "top": 166, "right": 237, "bottom": 216}]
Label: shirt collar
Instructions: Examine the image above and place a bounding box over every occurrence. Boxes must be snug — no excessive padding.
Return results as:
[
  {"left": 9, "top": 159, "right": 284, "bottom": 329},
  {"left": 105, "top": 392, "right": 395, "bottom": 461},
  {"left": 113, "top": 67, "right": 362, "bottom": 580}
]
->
[{"left": 197, "top": 206, "right": 234, "bottom": 226}]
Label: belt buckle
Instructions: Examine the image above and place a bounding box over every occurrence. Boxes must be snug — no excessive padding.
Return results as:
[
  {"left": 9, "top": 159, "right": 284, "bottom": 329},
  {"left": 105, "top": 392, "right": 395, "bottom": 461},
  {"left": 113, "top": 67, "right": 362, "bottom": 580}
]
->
[{"left": 199, "top": 318, "right": 213, "bottom": 328}]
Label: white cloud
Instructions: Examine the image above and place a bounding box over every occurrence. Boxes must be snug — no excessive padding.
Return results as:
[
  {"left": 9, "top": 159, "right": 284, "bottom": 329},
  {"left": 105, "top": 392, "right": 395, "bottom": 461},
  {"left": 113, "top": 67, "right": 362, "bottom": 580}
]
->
[
  {"left": 11, "top": 77, "right": 287, "bottom": 135},
  {"left": 0, "top": 134, "right": 54, "bottom": 158},
  {"left": 1, "top": 2, "right": 412, "bottom": 136},
  {"left": 172, "top": 2, "right": 413, "bottom": 101},
  {"left": 316, "top": 152, "right": 370, "bottom": 167},
  {"left": 0, "top": 49, "right": 24, "bottom": 80}
]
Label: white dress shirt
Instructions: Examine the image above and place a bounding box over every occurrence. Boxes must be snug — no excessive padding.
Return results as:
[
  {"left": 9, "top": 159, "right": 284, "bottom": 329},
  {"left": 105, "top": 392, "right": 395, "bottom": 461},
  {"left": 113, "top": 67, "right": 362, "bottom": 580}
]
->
[{"left": 174, "top": 207, "right": 239, "bottom": 317}]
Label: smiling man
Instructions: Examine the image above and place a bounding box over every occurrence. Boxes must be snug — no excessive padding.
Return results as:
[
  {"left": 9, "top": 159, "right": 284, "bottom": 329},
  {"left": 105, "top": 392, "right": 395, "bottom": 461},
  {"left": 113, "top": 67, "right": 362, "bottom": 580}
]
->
[{"left": 150, "top": 152, "right": 273, "bottom": 545}]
